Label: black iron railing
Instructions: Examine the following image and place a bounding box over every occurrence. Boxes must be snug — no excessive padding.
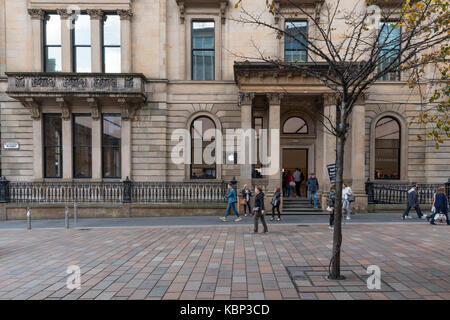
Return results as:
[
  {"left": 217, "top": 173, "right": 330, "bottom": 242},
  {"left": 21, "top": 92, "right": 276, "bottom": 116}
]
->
[
  {"left": 0, "top": 176, "right": 228, "bottom": 204},
  {"left": 366, "top": 179, "right": 450, "bottom": 205}
]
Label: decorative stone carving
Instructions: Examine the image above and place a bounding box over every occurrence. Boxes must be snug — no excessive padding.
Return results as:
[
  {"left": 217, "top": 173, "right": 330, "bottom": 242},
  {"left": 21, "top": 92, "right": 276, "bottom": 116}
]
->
[
  {"left": 124, "top": 77, "right": 134, "bottom": 88},
  {"left": 23, "top": 98, "right": 40, "bottom": 120},
  {"left": 31, "top": 77, "right": 56, "bottom": 88},
  {"left": 87, "top": 98, "right": 100, "bottom": 120},
  {"left": 266, "top": 92, "right": 284, "bottom": 106},
  {"left": 220, "top": 0, "right": 228, "bottom": 24},
  {"left": 28, "top": 9, "right": 45, "bottom": 20},
  {"left": 56, "top": 97, "right": 71, "bottom": 120},
  {"left": 93, "top": 77, "right": 117, "bottom": 89},
  {"left": 238, "top": 92, "right": 255, "bottom": 107},
  {"left": 86, "top": 9, "right": 104, "bottom": 20},
  {"left": 15, "top": 76, "right": 25, "bottom": 88},
  {"left": 56, "top": 9, "right": 73, "bottom": 20},
  {"left": 117, "top": 9, "right": 133, "bottom": 20},
  {"left": 176, "top": 0, "right": 185, "bottom": 24},
  {"left": 63, "top": 77, "right": 87, "bottom": 89}
]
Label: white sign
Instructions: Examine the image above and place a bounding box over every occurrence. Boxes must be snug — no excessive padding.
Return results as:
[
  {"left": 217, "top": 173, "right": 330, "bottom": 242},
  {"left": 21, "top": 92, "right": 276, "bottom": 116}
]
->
[{"left": 3, "top": 142, "right": 19, "bottom": 150}]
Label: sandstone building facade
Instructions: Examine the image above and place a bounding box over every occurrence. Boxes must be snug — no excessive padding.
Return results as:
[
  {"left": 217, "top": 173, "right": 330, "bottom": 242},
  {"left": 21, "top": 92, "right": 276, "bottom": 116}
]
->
[{"left": 0, "top": 0, "right": 448, "bottom": 218}]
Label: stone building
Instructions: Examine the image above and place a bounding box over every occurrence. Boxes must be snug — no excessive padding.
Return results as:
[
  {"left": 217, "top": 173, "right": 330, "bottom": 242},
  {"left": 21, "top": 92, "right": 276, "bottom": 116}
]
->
[{"left": 0, "top": 0, "right": 448, "bottom": 219}]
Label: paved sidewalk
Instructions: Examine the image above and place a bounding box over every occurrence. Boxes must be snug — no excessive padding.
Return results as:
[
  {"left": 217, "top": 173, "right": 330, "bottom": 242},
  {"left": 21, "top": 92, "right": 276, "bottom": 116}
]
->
[{"left": 0, "top": 222, "right": 448, "bottom": 300}]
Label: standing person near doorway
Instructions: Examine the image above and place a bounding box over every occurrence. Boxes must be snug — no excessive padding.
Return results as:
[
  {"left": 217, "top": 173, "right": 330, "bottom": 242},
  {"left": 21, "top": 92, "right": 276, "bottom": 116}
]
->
[
  {"left": 306, "top": 173, "right": 319, "bottom": 208},
  {"left": 221, "top": 184, "right": 241, "bottom": 222},
  {"left": 241, "top": 184, "right": 252, "bottom": 217},
  {"left": 285, "top": 171, "right": 294, "bottom": 198},
  {"left": 253, "top": 186, "right": 268, "bottom": 233},
  {"left": 401, "top": 184, "right": 427, "bottom": 220},
  {"left": 293, "top": 168, "right": 303, "bottom": 198},
  {"left": 270, "top": 187, "right": 281, "bottom": 221}
]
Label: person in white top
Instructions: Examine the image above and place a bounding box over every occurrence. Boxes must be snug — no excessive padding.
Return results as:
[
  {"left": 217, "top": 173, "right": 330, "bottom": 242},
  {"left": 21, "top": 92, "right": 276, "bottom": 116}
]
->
[{"left": 342, "top": 183, "right": 352, "bottom": 220}]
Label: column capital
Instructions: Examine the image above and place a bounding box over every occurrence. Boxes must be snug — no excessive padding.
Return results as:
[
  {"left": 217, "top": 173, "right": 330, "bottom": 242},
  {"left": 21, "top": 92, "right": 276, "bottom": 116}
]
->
[
  {"left": 28, "top": 9, "right": 45, "bottom": 20},
  {"left": 87, "top": 98, "right": 100, "bottom": 120},
  {"left": 266, "top": 92, "right": 284, "bottom": 106},
  {"left": 86, "top": 9, "right": 104, "bottom": 20},
  {"left": 238, "top": 92, "right": 254, "bottom": 107},
  {"left": 323, "top": 93, "right": 338, "bottom": 106},
  {"left": 117, "top": 9, "right": 133, "bottom": 21},
  {"left": 354, "top": 92, "right": 367, "bottom": 105},
  {"left": 56, "top": 9, "right": 73, "bottom": 20},
  {"left": 56, "top": 97, "right": 71, "bottom": 120},
  {"left": 23, "top": 98, "right": 41, "bottom": 119}
]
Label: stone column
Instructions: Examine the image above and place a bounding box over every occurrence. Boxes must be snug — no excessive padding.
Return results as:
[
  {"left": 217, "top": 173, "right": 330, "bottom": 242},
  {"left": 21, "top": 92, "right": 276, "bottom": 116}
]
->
[
  {"left": 117, "top": 10, "right": 133, "bottom": 73},
  {"left": 28, "top": 9, "right": 45, "bottom": 72},
  {"left": 87, "top": 10, "right": 103, "bottom": 73},
  {"left": 266, "top": 93, "right": 282, "bottom": 194},
  {"left": 24, "top": 98, "right": 43, "bottom": 179},
  {"left": 350, "top": 99, "right": 368, "bottom": 212},
  {"left": 238, "top": 92, "right": 254, "bottom": 189},
  {"left": 119, "top": 99, "right": 133, "bottom": 179},
  {"left": 57, "top": 9, "right": 73, "bottom": 72},
  {"left": 57, "top": 98, "right": 72, "bottom": 179},
  {"left": 88, "top": 98, "right": 102, "bottom": 180}
]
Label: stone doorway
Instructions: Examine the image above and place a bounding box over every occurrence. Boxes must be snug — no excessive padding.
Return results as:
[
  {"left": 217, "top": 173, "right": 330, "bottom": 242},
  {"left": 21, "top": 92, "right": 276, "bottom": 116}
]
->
[{"left": 282, "top": 148, "right": 308, "bottom": 198}]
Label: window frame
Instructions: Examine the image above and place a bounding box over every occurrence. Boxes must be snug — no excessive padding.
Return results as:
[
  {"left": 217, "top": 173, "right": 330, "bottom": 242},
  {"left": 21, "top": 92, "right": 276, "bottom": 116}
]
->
[
  {"left": 102, "top": 14, "right": 121, "bottom": 73},
  {"left": 190, "top": 115, "right": 217, "bottom": 180},
  {"left": 101, "top": 113, "right": 122, "bottom": 179},
  {"left": 43, "top": 13, "right": 62, "bottom": 72},
  {"left": 191, "top": 20, "right": 215, "bottom": 81},
  {"left": 374, "top": 116, "right": 401, "bottom": 180},
  {"left": 72, "top": 13, "right": 91, "bottom": 73},
  {"left": 284, "top": 20, "right": 308, "bottom": 63},
  {"left": 282, "top": 116, "right": 309, "bottom": 134},
  {"left": 72, "top": 113, "right": 93, "bottom": 179},
  {"left": 43, "top": 113, "right": 63, "bottom": 179},
  {"left": 378, "top": 21, "right": 401, "bottom": 81}
]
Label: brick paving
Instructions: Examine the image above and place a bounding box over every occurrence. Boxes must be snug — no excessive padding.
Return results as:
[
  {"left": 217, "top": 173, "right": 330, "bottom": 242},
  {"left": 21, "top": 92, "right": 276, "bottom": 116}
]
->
[{"left": 0, "top": 223, "right": 448, "bottom": 300}]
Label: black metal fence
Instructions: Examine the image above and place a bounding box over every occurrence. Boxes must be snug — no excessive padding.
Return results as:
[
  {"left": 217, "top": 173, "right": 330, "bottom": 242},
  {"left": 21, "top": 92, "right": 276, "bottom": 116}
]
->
[
  {"left": 365, "top": 179, "right": 450, "bottom": 205},
  {"left": 0, "top": 176, "right": 228, "bottom": 204}
]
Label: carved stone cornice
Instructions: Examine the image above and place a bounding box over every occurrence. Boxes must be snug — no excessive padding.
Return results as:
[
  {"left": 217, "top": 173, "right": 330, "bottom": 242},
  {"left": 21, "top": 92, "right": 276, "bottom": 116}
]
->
[
  {"left": 176, "top": 0, "right": 228, "bottom": 24},
  {"left": 238, "top": 92, "right": 255, "bottom": 107},
  {"left": 323, "top": 93, "right": 338, "bottom": 106},
  {"left": 23, "top": 98, "right": 41, "bottom": 120},
  {"left": 118, "top": 98, "right": 140, "bottom": 121},
  {"left": 28, "top": 9, "right": 45, "bottom": 20},
  {"left": 87, "top": 98, "right": 100, "bottom": 120},
  {"left": 266, "top": 92, "right": 285, "bottom": 106},
  {"left": 56, "top": 97, "right": 71, "bottom": 120},
  {"left": 56, "top": 9, "right": 73, "bottom": 20},
  {"left": 117, "top": 9, "right": 133, "bottom": 21},
  {"left": 86, "top": 9, "right": 104, "bottom": 20}
]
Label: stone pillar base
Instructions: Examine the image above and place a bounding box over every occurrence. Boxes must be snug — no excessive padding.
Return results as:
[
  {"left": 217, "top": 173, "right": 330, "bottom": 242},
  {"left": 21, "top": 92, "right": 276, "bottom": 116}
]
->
[
  {"left": 351, "top": 193, "right": 368, "bottom": 213},
  {"left": 0, "top": 203, "right": 6, "bottom": 220}
]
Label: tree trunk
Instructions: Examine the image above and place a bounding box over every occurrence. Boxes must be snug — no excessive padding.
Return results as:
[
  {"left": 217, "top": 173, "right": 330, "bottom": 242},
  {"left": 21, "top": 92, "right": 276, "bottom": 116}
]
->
[{"left": 329, "top": 103, "right": 347, "bottom": 280}]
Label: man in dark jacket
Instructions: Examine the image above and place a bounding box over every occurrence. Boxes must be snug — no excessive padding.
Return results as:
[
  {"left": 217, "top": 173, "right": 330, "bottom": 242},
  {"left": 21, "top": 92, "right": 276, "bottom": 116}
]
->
[
  {"left": 306, "top": 173, "right": 319, "bottom": 208},
  {"left": 253, "top": 186, "right": 268, "bottom": 233},
  {"left": 402, "top": 184, "right": 426, "bottom": 220}
]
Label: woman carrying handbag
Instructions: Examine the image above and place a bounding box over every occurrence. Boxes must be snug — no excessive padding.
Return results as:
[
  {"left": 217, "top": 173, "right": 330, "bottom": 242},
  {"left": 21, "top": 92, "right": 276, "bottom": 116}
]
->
[
  {"left": 241, "top": 184, "right": 252, "bottom": 216},
  {"left": 270, "top": 187, "right": 281, "bottom": 221}
]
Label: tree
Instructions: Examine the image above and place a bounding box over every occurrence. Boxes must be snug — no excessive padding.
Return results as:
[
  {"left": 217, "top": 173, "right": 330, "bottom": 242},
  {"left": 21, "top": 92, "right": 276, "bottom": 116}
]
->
[{"left": 232, "top": 0, "right": 449, "bottom": 279}]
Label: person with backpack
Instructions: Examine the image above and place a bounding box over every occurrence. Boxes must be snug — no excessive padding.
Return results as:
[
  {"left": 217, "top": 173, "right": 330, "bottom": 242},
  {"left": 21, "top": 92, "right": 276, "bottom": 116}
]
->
[
  {"left": 402, "top": 184, "right": 427, "bottom": 220},
  {"left": 220, "top": 183, "right": 241, "bottom": 222},
  {"left": 342, "top": 183, "right": 353, "bottom": 220},
  {"left": 293, "top": 168, "right": 303, "bottom": 198},
  {"left": 326, "top": 184, "right": 336, "bottom": 229},
  {"left": 241, "top": 184, "right": 252, "bottom": 217},
  {"left": 306, "top": 173, "right": 319, "bottom": 208},
  {"left": 430, "top": 186, "right": 449, "bottom": 225},
  {"left": 285, "top": 171, "right": 294, "bottom": 198},
  {"left": 270, "top": 187, "right": 281, "bottom": 221},
  {"left": 253, "top": 186, "right": 268, "bottom": 233}
]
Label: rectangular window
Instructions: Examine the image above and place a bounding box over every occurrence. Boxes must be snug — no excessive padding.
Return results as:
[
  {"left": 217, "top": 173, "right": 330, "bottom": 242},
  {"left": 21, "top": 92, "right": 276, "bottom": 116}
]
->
[
  {"left": 378, "top": 22, "right": 401, "bottom": 81},
  {"left": 44, "top": 14, "right": 62, "bottom": 72},
  {"left": 43, "top": 114, "right": 62, "bottom": 178},
  {"left": 73, "top": 14, "right": 91, "bottom": 72},
  {"left": 285, "top": 21, "right": 308, "bottom": 63},
  {"left": 102, "top": 15, "right": 121, "bottom": 73},
  {"left": 102, "top": 114, "right": 121, "bottom": 178},
  {"left": 192, "top": 21, "right": 215, "bottom": 80},
  {"left": 73, "top": 114, "right": 92, "bottom": 178}
]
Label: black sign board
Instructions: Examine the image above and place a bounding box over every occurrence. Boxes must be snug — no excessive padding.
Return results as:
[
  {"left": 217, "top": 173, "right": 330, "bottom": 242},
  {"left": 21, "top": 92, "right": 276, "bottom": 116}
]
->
[{"left": 327, "top": 163, "right": 336, "bottom": 184}]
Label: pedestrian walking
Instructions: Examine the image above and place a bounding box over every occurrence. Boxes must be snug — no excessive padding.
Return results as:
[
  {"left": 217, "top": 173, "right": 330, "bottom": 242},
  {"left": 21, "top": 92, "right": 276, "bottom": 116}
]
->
[
  {"left": 430, "top": 186, "right": 449, "bottom": 225},
  {"left": 241, "top": 184, "right": 253, "bottom": 217},
  {"left": 285, "top": 171, "right": 294, "bottom": 198},
  {"left": 306, "top": 173, "right": 319, "bottom": 208},
  {"left": 221, "top": 183, "right": 242, "bottom": 222},
  {"left": 342, "top": 183, "right": 353, "bottom": 220},
  {"left": 270, "top": 187, "right": 281, "bottom": 221},
  {"left": 402, "top": 184, "right": 427, "bottom": 220},
  {"left": 293, "top": 168, "right": 304, "bottom": 198},
  {"left": 253, "top": 186, "right": 268, "bottom": 233},
  {"left": 326, "top": 184, "right": 336, "bottom": 229}
]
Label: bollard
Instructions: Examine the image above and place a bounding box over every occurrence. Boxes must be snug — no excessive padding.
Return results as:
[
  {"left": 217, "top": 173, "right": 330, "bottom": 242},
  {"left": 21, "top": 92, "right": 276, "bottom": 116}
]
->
[
  {"left": 65, "top": 207, "right": 69, "bottom": 229},
  {"left": 73, "top": 202, "right": 78, "bottom": 224},
  {"left": 26, "top": 207, "right": 31, "bottom": 230}
]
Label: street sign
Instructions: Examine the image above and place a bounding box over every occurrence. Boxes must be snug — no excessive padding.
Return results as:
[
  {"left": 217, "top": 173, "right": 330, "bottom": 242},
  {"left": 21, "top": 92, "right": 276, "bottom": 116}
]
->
[
  {"left": 3, "top": 142, "right": 19, "bottom": 150},
  {"left": 327, "top": 163, "right": 336, "bottom": 184}
]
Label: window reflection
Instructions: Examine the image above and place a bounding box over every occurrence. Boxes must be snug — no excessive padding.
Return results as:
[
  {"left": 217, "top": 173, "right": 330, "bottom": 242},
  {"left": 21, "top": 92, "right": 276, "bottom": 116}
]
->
[
  {"left": 285, "top": 21, "right": 308, "bottom": 63},
  {"left": 192, "top": 21, "right": 214, "bottom": 80},
  {"left": 44, "top": 14, "right": 62, "bottom": 72},
  {"left": 44, "top": 114, "right": 62, "bottom": 178},
  {"left": 378, "top": 22, "right": 401, "bottom": 81},
  {"left": 103, "top": 15, "right": 121, "bottom": 73},
  {"left": 375, "top": 117, "right": 401, "bottom": 179},
  {"left": 283, "top": 117, "right": 308, "bottom": 134},
  {"left": 73, "top": 114, "right": 92, "bottom": 178},
  {"left": 102, "top": 114, "right": 121, "bottom": 178},
  {"left": 73, "top": 14, "right": 91, "bottom": 72},
  {"left": 190, "top": 116, "right": 216, "bottom": 179}
]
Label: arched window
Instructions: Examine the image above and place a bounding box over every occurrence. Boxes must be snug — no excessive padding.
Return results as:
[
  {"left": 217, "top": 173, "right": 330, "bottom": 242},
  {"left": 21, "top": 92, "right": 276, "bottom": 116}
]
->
[
  {"left": 375, "top": 116, "right": 401, "bottom": 180},
  {"left": 190, "top": 116, "right": 216, "bottom": 179},
  {"left": 283, "top": 116, "right": 308, "bottom": 134}
]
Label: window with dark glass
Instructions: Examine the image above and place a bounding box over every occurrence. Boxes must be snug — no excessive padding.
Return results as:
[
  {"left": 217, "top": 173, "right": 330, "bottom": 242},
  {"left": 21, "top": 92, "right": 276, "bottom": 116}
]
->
[
  {"left": 44, "top": 14, "right": 62, "bottom": 72},
  {"left": 102, "top": 114, "right": 121, "bottom": 178},
  {"left": 73, "top": 14, "right": 91, "bottom": 72},
  {"left": 43, "top": 114, "right": 62, "bottom": 178},
  {"left": 102, "top": 14, "right": 121, "bottom": 73},
  {"left": 73, "top": 114, "right": 92, "bottom": 178},
  {"left": 375, "top": 117, "right": 400, "bottom": 179},
  {"left": 283, "top": 117, "right": 308, "bottom": 134},
  {"left": 252, "top": 117, "right": 263, "bottom": 178},
  {"left": 190, "top": 116, "right": 216, "bottom": 179},
  {"left": 192, "top": 21, "right": 215, "bottom": 80},
  {"left": 378, "top": 22, "right": 401, "bottom": 81},
  {"left": 285, "top": 21, "right": 308, "bottom": 63}
]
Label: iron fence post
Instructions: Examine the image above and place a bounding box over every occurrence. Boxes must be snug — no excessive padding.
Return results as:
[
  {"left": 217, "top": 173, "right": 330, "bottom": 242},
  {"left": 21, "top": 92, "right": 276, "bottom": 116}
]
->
[
  {"left": 365, "top": 179, "right": 374, "bottom": 204},
  {"left": 0, "top": 176, "right": 10, "bottom": 203},
  {"left": 123, "top": 176, "right": 132, "bottom": 203}
]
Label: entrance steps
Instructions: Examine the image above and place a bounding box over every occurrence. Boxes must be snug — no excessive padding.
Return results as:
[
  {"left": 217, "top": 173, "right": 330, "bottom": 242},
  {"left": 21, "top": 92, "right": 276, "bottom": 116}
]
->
[{"left": 282, "top": 197, "right": 327, "bottom": 215}]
